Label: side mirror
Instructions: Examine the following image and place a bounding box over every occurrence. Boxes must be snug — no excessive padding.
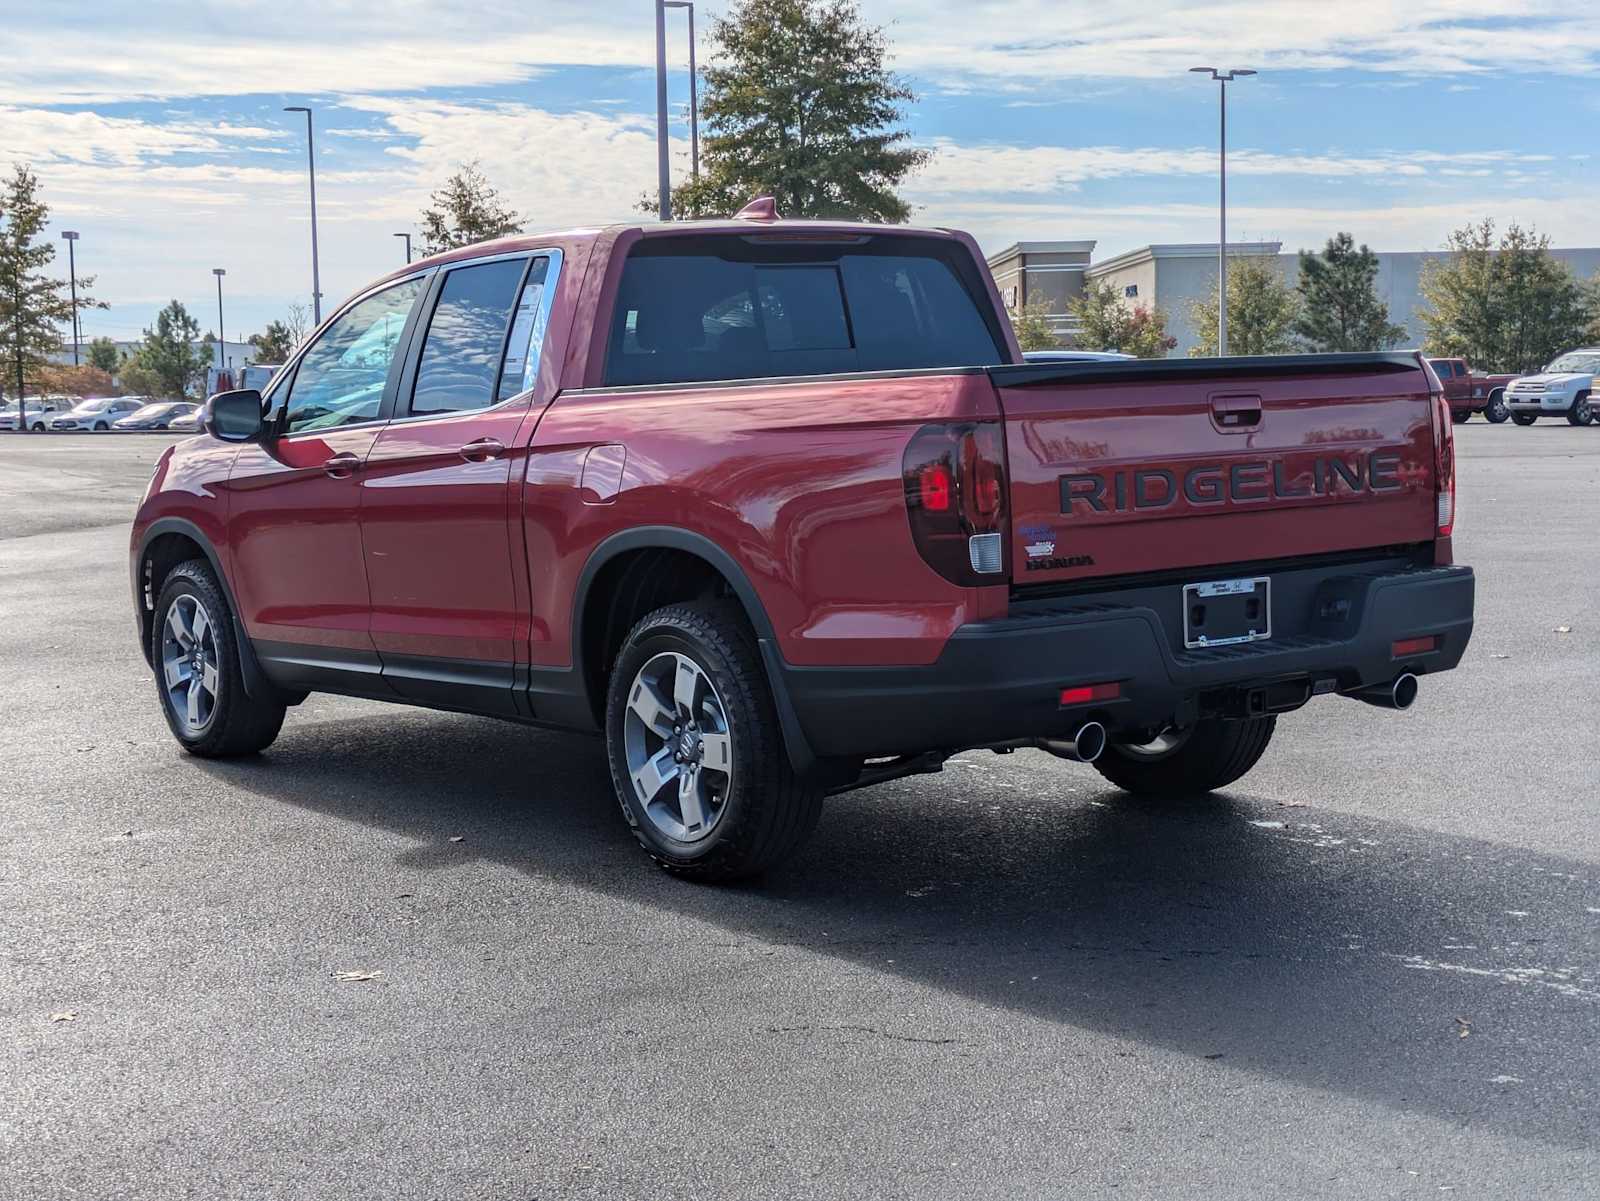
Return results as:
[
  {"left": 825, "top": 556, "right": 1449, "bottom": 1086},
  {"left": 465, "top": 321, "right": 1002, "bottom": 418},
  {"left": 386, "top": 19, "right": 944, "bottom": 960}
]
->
[{"left": 204, "top": 389, "right": 265, "bottom": 443}]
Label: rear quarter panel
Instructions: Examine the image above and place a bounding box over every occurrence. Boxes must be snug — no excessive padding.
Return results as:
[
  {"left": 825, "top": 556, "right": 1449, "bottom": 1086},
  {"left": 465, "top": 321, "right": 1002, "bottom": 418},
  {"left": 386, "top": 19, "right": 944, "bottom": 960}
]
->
[{"left": 525, "top": 372, "right": 1006, "bottom": 668}]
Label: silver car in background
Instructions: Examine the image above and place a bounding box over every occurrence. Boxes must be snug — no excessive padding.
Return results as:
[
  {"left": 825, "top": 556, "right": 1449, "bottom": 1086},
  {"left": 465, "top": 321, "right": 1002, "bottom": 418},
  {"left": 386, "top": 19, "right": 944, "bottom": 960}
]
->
[
  {"left": 1504, "top": 349, "right": 1600, "bottom": 426},
  {"left": 50, "top": 396, "right": 146, "bottom": 431}
]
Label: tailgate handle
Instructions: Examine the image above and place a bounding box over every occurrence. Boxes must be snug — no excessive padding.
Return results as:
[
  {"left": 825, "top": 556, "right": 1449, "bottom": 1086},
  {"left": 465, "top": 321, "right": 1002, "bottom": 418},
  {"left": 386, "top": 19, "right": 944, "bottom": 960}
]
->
[{"left": 1210, "top": 394, "right": 1262, "bottom": 430}]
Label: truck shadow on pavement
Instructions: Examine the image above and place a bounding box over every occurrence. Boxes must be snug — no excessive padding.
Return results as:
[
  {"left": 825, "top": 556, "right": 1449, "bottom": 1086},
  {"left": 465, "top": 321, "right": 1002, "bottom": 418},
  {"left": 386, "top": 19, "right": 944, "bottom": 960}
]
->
[{"left": 198, "top": 709, "right": 1599, "bottom": 1152}]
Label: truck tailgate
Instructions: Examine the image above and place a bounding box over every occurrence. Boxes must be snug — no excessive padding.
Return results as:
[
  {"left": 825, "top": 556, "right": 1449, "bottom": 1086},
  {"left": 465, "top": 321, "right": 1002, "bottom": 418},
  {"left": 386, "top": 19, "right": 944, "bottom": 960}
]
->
[{"left": 990, "top": 354, "right": 1439, "bottom": 586}]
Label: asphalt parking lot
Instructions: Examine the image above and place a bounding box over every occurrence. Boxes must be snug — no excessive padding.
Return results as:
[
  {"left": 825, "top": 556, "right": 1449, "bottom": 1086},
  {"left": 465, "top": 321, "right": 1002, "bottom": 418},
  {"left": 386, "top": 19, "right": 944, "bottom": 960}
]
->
[{"left": 3, "top": 425, "right": 1598, "bottom": 1200}]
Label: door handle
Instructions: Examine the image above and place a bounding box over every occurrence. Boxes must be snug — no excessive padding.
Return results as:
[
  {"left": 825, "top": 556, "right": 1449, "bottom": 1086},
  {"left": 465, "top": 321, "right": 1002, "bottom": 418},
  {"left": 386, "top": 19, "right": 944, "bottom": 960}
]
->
[
  {"left": 1210, "top": 394, "right": 1262, "bottom": 430},
  {"left": 459, "top": 437, "right": 505, "bottom": 462},
  {"left": 323, "top": 451, "right": 361, "bottom": 478}
]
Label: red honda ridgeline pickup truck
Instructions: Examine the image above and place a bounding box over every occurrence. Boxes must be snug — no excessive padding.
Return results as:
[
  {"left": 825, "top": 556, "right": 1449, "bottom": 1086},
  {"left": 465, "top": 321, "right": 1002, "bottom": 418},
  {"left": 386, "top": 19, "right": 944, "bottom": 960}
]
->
[{"left": 131, "top": 206, "right": 1474, "bottom": 880}]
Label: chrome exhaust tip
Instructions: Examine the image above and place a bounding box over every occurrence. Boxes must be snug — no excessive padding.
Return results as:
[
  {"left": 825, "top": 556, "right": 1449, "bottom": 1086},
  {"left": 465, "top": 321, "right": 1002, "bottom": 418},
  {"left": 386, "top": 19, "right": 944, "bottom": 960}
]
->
[
  {"left": 1037, "top": 720, "right": 1108, "bottom": 763},
  {"left": 1350, "top": 672, "right": 1419, "bottom": 710}
]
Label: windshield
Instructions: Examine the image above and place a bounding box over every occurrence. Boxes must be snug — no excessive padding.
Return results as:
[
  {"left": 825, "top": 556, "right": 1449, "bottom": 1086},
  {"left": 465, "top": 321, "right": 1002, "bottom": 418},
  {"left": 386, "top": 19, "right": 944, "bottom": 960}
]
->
[
  {"left": 71, "top": 397, "right": 116, "bottom": 414},
  {"left": 128, "top": 403, "right": 174, "bottom": 419},
  {"left": 1544, "top": 353, "right": 1600, "bottom": 374}
]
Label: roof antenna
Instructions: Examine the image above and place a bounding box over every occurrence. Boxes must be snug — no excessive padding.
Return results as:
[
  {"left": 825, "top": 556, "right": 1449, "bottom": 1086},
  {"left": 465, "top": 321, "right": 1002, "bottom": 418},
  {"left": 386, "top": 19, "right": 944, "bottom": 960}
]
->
[{"left": 733, "top": 195, "right": 781, "bottom": 222}]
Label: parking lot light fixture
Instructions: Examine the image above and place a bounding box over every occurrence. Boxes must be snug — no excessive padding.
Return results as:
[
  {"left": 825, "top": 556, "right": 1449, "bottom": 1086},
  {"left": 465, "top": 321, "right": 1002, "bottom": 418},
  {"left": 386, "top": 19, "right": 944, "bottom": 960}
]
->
[
  {"left": 61, "top": 231, "right": 81, "bottom": 365},
  {"left": 1189, "top": 66, "right": 1256, "bottom": 357},
  {"left": 395, "top": 232, "right": 412, "bottom": 264},
  {"left": 284, "top": 105, "right": 323, "bottom": 324}
]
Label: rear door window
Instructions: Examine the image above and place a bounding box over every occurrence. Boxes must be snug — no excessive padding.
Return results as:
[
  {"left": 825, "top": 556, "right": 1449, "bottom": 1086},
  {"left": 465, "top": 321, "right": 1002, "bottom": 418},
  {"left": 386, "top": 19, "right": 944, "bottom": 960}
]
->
[
  {"left": 604, "top": 237, "right": 1004, "bottom": 387},
  {"left": 410, "top": 258, "right": 528, "bottom": 416}
]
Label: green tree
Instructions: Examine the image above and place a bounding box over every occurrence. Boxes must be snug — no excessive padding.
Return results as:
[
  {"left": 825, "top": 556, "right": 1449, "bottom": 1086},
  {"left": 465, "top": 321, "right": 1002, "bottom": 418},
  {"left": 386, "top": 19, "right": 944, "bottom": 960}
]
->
[
  {"left": 1010, "top": 296, "right": 1058, "bottom": 351},
  {"left": 663, "top": 0, "right": 930, "bottom": 221},
  {"left": 0, "top": 163, "right": 104, "bottom": 422},
  {"left": 1069, "top": 278, "right": 1177, "bottom": 358},
  {"left": 419, "top": 161, "right": 524, "bottom": 255},
  {"left": 131, "top": 300, "right": 207, "bottom": 398},
  {"left": 1190, "top": 257, "right": 1301, "bottom": 357},
  {"left": 1418, "top": 218, "right": 1593, "bottom": 373},
  {"left": 86, "top": 335, "right": 120, "bottom": 374},
  {"left": 1294, "top": 232, "right": 1406, "bottom": 351},
  {"left": 249, "top": 319, "right": 297, "bottom": 363}
]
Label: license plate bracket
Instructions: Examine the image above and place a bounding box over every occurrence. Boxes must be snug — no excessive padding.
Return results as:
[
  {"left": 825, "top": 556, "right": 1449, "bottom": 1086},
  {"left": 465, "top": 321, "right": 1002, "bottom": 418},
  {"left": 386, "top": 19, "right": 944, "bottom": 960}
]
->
[{"left": 1183, "top": 576, "right": 1271, "bottom": 649}]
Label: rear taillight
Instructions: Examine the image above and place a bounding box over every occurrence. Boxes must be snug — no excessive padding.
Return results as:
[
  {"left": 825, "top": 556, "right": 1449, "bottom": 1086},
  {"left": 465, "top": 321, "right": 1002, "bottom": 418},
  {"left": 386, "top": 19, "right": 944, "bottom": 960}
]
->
[
  {"left": 1435, "top": 393, "right": 1456, "bottom": 537},
  {"left": 903, "top": 421, "right": 1008, "bottom": 585}
]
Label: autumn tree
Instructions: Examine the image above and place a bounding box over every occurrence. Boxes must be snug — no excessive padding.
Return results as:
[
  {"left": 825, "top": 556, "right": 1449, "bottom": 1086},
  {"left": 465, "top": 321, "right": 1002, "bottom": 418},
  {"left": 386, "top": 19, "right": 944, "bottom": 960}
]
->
[
  {"left": 1070, "top": 279, "right": 1177, "bottom": 358},
  {"left": 1190, "top": 257, "right": 1301, "bottom": 357},
  {"left": 0, "top": 164, "right": 104, "bottom": 424},
  {"left": 419, "top": 161, "right": 524, "bottom": 255},
  {"left": 663, "top": 0, "right": 930, "bottom": 221},
  {"left": 1418, "top": 219, "right": 1592, "bottom": 373},
  {"left": 1294, "top": 232, "right": 1406, "bottom": 351}
]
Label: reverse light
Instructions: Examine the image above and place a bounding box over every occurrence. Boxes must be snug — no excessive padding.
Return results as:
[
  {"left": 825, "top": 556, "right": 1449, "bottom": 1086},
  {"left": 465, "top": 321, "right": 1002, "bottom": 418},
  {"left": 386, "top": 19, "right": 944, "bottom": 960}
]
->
[{"left": 1060, "top": 681, "right": 1122, "bottom": 706}]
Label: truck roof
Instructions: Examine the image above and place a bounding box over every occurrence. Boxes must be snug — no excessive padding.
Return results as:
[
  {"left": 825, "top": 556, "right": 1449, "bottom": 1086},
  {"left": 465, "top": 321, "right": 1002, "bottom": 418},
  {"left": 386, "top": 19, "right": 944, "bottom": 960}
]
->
[{"left": 384, "top": 218, "right": 967, "bottom": 282}]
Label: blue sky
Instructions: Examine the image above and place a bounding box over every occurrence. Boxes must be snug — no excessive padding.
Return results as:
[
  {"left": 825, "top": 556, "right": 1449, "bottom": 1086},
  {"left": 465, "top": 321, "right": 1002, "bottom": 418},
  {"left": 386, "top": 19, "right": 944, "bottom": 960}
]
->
[{"left": 3, "top": 1, "right": 1595, "bottom": 344}]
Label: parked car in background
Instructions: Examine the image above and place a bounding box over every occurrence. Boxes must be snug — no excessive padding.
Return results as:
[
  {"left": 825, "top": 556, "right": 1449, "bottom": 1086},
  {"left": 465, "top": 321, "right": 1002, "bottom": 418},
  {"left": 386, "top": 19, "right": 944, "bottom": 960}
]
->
[
  {"left": 1504, "top": 349, "right": 1600, "bottom": 426},
  {"left": 130, "top": 209, "right": 1472, "bottom": 881},
  {"left": 52, "top": 396, "right": 145, "bottom": 431},
  {"left": 1, "top": 398, "right": 68, "bottom": 431},
  {"left": 167, "top": 406, "right": 204, "bottom": 433},
  {"left": 1427, "top": 358, "right": 1515, "bottom": 424},
  {"left": 113, "top": 401, "right": 198, "bottom": 431}
]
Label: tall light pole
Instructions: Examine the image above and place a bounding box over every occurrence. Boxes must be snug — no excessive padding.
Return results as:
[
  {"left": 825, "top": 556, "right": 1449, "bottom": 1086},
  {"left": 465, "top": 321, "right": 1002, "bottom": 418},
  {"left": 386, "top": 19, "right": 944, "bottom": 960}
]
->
[
  {"left": 61, "top": 231, "right": 81, "bottom": 364},
  {"left": 654, "top": 0, "right": 672, "bottom": 220},
  {"left": 663, "top": 1, "right": 699, "bottom": 181},
  {"left": 394, "top": 232, "right": 412, "bottom": 264},
  {"left": 212, "top": 268, "right": 227, "bottom": 378},
  {"left": 1189, "top": 66, "right": 1255, "bottom": 356},
  {"left": 284, "top": 105, "right": 323, "bottom": 324}
]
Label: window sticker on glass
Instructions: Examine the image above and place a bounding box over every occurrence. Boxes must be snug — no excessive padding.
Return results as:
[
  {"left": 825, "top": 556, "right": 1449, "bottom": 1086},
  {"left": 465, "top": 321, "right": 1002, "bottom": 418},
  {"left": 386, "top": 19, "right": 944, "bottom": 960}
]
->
[{"left": 499, "top": 258, "right": 550, "bottom": 401}]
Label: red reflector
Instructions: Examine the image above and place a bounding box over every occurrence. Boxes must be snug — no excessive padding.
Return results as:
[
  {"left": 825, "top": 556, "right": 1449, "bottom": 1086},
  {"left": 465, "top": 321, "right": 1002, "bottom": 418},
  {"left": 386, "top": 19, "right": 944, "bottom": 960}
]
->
[
  {"left": 1060, "top": 682, "right": 1121, "bottom": 706},
  {"left": 1391, "top": 636, "right": 1438, "bottom": 657},
  {"left": 919, "top": 464, "right": 952, "bottom": 512}
]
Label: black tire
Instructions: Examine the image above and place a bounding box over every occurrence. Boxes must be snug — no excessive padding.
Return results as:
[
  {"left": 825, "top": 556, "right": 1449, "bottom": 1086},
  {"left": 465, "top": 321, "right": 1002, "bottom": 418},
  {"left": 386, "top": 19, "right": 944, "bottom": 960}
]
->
[
  {"left": 1450, "top": 409, "right": 1470, "bottom": 424},
  {"left": 1567, "top": 392, "right": 1592, "bottom": 426},
  {"left": 152, "top": 560, "right": 285, "bottom": 757},
  {"left": 31, "top": 422, "right": 45, "bottom": 432},
  {"left": 1484, "top": 391, "right": 1509, "bottom": 423},
  {"left": 1511, "top": 413, "right": 1537, "bottom": 427},
  {"left": 93, "top": 421, "right": 108, "bottom": 431},
  {"left": 604, "top": 600, "right": 823, "bottom": 882},
  {"left": 1091, "top": 716, "right": 1276, "bottom": 798}
]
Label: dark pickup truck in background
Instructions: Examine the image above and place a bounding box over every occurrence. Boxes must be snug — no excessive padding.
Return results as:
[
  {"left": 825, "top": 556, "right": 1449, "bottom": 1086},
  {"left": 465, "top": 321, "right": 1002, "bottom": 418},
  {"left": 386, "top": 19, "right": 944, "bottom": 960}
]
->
[{"left": 130, "top": 203, "right": 1475, "bottom": 880}]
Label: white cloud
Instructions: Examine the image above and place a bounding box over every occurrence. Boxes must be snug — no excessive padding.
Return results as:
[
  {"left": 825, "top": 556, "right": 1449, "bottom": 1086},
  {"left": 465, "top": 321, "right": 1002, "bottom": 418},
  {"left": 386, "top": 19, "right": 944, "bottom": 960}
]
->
[
  {"left": 910, "top": 140, "right": 1559, "bottom": 196},
  {"left": 2, "top": 2, "right": 1599, "bottom": 104}
]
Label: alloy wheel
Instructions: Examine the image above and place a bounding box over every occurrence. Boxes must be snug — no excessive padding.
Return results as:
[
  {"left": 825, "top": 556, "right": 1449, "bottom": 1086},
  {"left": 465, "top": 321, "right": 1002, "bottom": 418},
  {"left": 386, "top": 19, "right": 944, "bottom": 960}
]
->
[
  {"left": 160, "top": 595, "right": 221, "bottom": 734},
  {"left": 622, "top": 651, "right": 734, "bottom": 843}
]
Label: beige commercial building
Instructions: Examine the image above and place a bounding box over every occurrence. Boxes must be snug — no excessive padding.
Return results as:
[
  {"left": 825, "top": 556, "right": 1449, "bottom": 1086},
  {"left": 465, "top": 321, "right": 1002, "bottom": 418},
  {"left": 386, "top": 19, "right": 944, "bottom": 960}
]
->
[
  {"left": 985, "top": 241, "right": 1096, "bottom": 345},
  {"left": 996, "top": 239, "right": 1600, "bottom": 358}
]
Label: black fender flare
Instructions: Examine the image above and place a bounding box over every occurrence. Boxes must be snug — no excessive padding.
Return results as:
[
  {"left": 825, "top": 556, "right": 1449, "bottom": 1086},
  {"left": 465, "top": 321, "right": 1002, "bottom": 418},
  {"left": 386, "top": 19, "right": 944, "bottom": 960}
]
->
[
  {"left": 571, "top": 526, "right": 818, "bottom": 775},
  {"left": 134, "top": 517, "right": 274, "bottom": 702}
]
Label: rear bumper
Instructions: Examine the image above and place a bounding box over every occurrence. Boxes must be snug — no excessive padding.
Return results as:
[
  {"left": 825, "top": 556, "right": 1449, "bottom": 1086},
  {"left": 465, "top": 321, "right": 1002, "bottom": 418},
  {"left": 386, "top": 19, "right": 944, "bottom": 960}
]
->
[{"left": 781, "top": 564, "right": 1474, "bottom": 759}]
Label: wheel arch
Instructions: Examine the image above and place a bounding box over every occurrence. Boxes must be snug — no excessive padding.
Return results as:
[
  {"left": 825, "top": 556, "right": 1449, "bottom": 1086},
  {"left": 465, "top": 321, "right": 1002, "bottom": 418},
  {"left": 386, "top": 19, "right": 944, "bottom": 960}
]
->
[
  {"left": 135, "top": 517, "right": 273, "bottom": 700},
  {"left": 572, "top": 526, "right": 817, "bottom": 774}
]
